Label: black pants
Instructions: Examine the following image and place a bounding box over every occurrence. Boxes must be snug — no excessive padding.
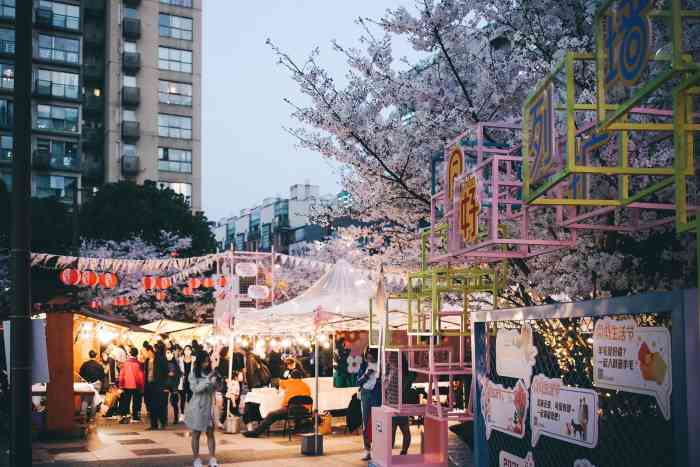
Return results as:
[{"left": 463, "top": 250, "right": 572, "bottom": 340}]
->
[
  {"left": 219, "top": 394, "right": 229, "bottom": 424},
  {"left": 120, "top": 389, "right": 142, "bottom": 419},
  {"left": 169, "top": 391, "right": 180, "bottom": 423},
  {"left": 148, "top": 385, "right": 167, "bottom": 428},
  {"left": 243, "top": 402, "right": 262, "bottom": 424},
  {"left": 251, "top": 408, "right": 288, "bottom": 434},
  {"left": 178, "top": 389, "right": 190, "bottom": 414}
]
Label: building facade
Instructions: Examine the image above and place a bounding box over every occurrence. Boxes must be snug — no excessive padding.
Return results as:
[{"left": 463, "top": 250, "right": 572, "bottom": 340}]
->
[
  {"left": 218, "top": 183, "right": 342, "bottom": 254},
  {"left": 0, "top": 0, "right": 202, "bottom": 210}
]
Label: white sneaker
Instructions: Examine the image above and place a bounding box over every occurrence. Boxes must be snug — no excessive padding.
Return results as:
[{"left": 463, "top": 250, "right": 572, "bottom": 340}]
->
[
  {"left": 193, "top": 459, "right": 203, "bottom": 467},
  {"left": 209, "top": 458, "right": 218, "bottom": 467},
  {"left": 361, "top": 450, "right": 371, "bottom": 461},
  {"left": 179, "top": 414, "right": 185, "bottom": 423}
]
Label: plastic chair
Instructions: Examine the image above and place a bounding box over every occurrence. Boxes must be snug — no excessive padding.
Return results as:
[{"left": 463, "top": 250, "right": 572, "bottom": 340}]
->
[{"left": 283, "top": 395, "right": 314, "bottom": 441}]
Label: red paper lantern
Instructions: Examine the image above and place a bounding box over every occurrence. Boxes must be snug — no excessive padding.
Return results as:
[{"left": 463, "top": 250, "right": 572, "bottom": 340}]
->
[
  {"left": 202, "top": 277, "right": 215, "bottom": 288},
  {"left": 81, "top": 270, "right": 99, "bottom": 287},
  {"left": 155, "top": 291, "right": 167, "bottom": 301},
  {"left": 60, "top": 268, "right": 81, "bottom": 286},
  {"left": 155, "top": 277, "right": 171, "bottom": 289},
  {"left": 90, "top": 300, "right": 100, "bottom": 309},
  {"left": 99, "top": 272, "right": 118, "bottom": 289},
  {"left": 182, "top": 287, "right": 193, "bottom": 297},
  {"left": 142, "top": 276, "right": 156, "bottom": 290},
  {"left": 216, "top": 275, "right": 228, "bottom": 288},
  {"left": 187, "top": 278, "right": 202, "bottom": 289},
  {"left": 114, "top": 296, "right": 131, "bottom": 307}
]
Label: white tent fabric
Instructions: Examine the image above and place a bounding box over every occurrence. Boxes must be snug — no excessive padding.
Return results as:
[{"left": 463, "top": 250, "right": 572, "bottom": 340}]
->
[
  {"left": 142, "top": 319, "right": 198, "bottom": 334},
  {"left": 233, "top": 259, "right": 406, "bottom": 334}
]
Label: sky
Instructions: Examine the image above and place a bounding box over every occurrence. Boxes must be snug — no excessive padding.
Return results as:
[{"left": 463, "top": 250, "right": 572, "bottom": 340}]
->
[{"left": 201, "top": 0, "right": 413, "bottom": 222}]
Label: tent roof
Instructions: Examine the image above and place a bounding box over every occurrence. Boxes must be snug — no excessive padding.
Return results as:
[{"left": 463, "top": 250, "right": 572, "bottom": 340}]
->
[
  {"left": 141, "top": 319, "right": 199, "bottom": 334},
  {"left": 234, "top": 259, "right": 381, "bottom": 334}
]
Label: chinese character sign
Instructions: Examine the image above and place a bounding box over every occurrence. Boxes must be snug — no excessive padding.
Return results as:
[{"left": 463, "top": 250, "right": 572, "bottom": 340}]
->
[
  {"left": 593, "top": 318, "right": 672, "bottom": 419},
  {"left": 527, "top": 85, "right": 556, "bottom": 184},
  {"left": 605, "top": 0, "right": 653, "bottom": 87},
  {"left": 446, "top": 145, "right": 464, "bottom": 203},
  {"left": 480, "top": 377, "right": 529, "bottom": 439},
  {"left": 530, "top": 374, "right": 599, "bottom": 449},
  {"left": 459, "top": 175, "right": 480, "bottom": 243}
]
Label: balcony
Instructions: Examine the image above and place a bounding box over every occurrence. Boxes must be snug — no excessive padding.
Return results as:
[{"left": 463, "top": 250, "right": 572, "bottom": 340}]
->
[
  {"left": 0, "top": 39, "right": 14, "bottom": 56},
  {"left": 82, "top": 126, "right": 103, "bottom": 149},
  {"left": 121, "top": 155, "right": 139, "bottom": 176},
  {"left": 121, "top": 121, "right": 140, "bottom": 141},
  {"left": 33, "top": 150, "right": 81, "bottom": 172},
  {"left": 82, "top": 157, "right": 104, "bottom": 182},
  {"left": 83, "top": 63, "right": 104, "bottom": 82},
  {"left": 122, "top": 17, "right": 141, "bottom": 40},
  {"left": 34, "top": 7, "right": 53, "bottom": 27},
  {"left": 84, "top": 27, "right": 105, "bottom": 47},
  {"left": 84, "top": 0, "right": 106, "bottom": 16},
  {"left": 122, "top": 52, "right": 141, "bottom": 73},
  {"left": 83, "top": 94, "right": 104, "bottom": 117},
  {"left": 121, "top": 86, "right": 140, "bottom": 107}
]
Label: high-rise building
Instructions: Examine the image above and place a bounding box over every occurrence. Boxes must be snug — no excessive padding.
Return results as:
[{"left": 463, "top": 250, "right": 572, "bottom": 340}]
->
[{"left": 0, "top": 0, "right": 202, "bottom": 210}]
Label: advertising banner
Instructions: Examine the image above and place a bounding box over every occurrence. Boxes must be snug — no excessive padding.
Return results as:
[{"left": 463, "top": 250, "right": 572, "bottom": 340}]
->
[
  {"left": 480, "top": 378, "right": 529, "bottom": 439},
  {"left": 496, "top": 324, "right": 538, "bottom": 385}
]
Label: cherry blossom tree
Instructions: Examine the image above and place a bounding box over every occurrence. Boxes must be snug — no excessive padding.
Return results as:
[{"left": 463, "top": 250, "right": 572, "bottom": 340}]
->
[{"left": 272, "top": 0, "right": 696, "bottom": 304}]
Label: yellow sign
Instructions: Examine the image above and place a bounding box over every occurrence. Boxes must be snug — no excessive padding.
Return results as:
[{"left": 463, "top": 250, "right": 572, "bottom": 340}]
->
[
  {"left": 459, "top": 175, "right": 480, "bottom": 243},
  {"left": 446, "top": 146, "right": 463, "bottom": 202}
]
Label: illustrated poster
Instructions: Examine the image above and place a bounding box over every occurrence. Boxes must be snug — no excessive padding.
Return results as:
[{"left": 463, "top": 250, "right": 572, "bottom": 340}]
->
[
  {"left": 496, "top": 324, "right": 538, "bottom": 385},
  {"left": 480, "top": 377, "right": 528, "bottom": 439},
  {"left": 530, "top": 374, "right": 598, "bottom": 448},
  {"left": 593, "top": 318, "right": 672, "bottom": 419},
  {"left": 499, "top": 451, "right": 535, "bottom": 467}
]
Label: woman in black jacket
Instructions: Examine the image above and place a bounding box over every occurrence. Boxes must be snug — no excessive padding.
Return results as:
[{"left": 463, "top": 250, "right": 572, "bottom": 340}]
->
[
  {"left": 148, "top": 341, "right": 169, "bottom": 430},
  {"left": 165, "top": 348, "right": 182, "bottom": 424}
]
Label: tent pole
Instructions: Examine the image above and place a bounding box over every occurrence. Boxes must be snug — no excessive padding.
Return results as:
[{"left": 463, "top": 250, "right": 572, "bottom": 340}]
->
[{"left": 314, "top": 332, "right": 319, "bottom": 454}]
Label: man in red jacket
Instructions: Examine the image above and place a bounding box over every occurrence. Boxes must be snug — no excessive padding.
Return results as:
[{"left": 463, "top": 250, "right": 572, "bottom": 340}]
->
[{"left": 119, "top": 347, "right": 145, "bottom": 424}]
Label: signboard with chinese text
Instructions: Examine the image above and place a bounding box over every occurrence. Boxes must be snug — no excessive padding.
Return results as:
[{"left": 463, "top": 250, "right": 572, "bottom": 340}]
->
[
  {"left": 525, "top": 84, "right": 557, "bottom": 185},
  {"left": 458, "top": 174, "right": 480, "bottom": 244},
  {"left": 500, "top": 451, "right": 535, "bottom": 467},
  {"left": 593, "top": 318, "right": 672, "bottom": 420},
  {"left": 480, "top": 378, "right": 529, "bottom": 440},
  {"left": 530, "top": 374, "right": 599, "bottom": 449},
  {"left": 496, "top": 325, "right": 538, "bottom": 385}
]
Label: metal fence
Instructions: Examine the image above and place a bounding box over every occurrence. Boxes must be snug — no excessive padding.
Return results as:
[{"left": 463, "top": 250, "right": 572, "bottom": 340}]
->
[{"left": 471, "top": 290, "right": 698, "bottom": 467}]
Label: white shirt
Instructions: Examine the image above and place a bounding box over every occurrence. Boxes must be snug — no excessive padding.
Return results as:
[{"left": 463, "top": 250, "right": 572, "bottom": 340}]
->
[{"left": 361, "top": 362, "right": 378, "bottom": 391}]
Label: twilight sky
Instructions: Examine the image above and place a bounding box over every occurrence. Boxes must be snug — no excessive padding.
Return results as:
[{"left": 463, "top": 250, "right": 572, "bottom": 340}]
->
[{"left": 201, "top": 0, "right": 412, "bottom": 221}]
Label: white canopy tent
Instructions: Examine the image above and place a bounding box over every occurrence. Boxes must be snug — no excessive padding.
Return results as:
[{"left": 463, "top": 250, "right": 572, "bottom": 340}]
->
[{"left": 233, "top": 260, "right": 409, "bottom": 335}]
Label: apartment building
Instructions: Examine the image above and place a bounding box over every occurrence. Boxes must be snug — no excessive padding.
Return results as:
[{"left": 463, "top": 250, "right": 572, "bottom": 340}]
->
[{"left": 0, "top": 0, "right": 202, "bottom": 210}]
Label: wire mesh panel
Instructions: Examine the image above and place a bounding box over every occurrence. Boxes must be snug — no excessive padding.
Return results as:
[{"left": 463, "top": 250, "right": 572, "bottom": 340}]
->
[{"left": 471, "top": 290, "right": 698, "bottom": 467}]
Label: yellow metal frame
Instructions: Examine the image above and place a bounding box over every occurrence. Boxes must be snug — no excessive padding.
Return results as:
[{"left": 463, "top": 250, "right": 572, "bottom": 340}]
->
[{"left": 674, "top": 72, "right": 700, "bottom": 234}]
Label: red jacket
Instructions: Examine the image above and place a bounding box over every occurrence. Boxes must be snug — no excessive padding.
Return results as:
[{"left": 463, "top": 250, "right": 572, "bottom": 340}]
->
[{"left": 119, "top": 357, "right": 144, "bottom": 391}]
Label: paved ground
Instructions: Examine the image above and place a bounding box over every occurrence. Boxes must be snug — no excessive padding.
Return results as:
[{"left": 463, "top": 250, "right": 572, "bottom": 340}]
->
[{"left": 29, "top": 417, "right": 472, "bottom": 467}]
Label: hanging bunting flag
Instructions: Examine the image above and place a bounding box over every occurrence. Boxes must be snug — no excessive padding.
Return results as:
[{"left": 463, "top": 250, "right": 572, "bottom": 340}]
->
[
  {"left": 248, "top": 284, "right": 270, "bottom": 300},
  {"left": 235, "top": 262, "right": 257, "bottom": 277}
]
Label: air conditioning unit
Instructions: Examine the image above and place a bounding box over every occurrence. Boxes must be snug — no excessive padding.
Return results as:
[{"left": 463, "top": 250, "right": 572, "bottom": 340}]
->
[{"left": 121, "top": 155, "right": 139, "bottom": 176}]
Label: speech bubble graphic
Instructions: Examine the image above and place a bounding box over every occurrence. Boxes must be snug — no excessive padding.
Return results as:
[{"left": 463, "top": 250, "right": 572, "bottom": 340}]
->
[
  {"left": 499, "top": 451, "right": 535, "bottom": 467},
  {"left": 496, "top": 324, "right": 538, "bottom": 385},
  {"left": 480, "top": 377, "right": 529, "bottom": 439},
  {"left": 593, "top": 318, "right": 672, "bottom": 420},
  {"left": 530, "top": 374, "right": 598, "bottom": 448}
]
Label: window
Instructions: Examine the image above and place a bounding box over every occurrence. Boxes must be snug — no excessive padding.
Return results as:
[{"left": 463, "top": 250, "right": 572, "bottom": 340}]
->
[
  {"left": 0, "top": 28, "right": 14, "bottom": 55},
  {"left": 36, "top": 138, "right": 79, "bottom": 170},
  {"left": 123, "top": 41, "right": 137, "bottom": 54},
  {"left": 159, "top": 80, "right": 192, "bottom": 106},
  {"left": 0, "top": 135, "right": 11, "bottom": 162},
  {"left": 160, "top": 0, "right": 193, "bottom": 7},
  {"left": 33, "top": 174, "right": 76, "bottom": 201},
  {"left": 159, "top": 14, "right": 193, "bottom": 40},
  {"left": 158, "top": 114, "right": 191, "bottom": 139},
  {"left": 39, "top": 1, "right": 80, "bottom": 31},
  {"left": 123, "top": 75, "right": 137, "bottom": 87},
  {"left": 36, "top": 104, "right": 79, "bottom": 132},
  {"left": 158, "top": 147, "right": 192, "bottom": 173},
  {"left": 123, "top": 144, "right": 137, "bottom": 157},
  {"left": 0, "top": 63, "right": 12, "bottom": 90},
  {"left": 0, "top": 0, "right": 14, "bottom": 19},
  {"left": 38, "top": 34, "right": 80, "bottom": 64},
  {"left": 0, "top": 98, "right": 12, "bottom": 127},
  {"left": 158, "top": 47, "right": 192, "bottom": 73},
  {"left": 158, "top": 181, "right": 192, "bottom": 204},
  {"left": 35, "top": 69, "right": 79, "bottom": 99},
  {"left": 123, "top": 7, "right": 138, "bottom": 19},
  {"left": 122, "top": 109, "right": 137, "bottom": 122}
]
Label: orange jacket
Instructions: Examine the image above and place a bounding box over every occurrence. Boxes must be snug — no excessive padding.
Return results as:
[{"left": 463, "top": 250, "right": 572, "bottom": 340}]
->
[{"left": 280, "top": 379, "right": 311, "bottom": 408}]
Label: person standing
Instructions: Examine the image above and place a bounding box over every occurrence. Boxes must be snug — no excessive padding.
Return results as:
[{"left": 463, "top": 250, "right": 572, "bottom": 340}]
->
[
  {"left": 357, "top": 348, "right": 381, "bottom": 461},
  {"left": 166, "top": 348, "right": 183, "bottom": 424},
  {"left": 118, "top": 347, "right": 145, "bottom": 423},
  {"left": 148, "top": 342, "right": 169, "bottom": 430},
  {"left": 215, "top": 347, "right": 230, "bottom": 428},
  {"left": 140, "top": 342, "right": 155, "bottom": 422},
  {"left": 179, "top": 345, "right": 194, "bottom": 422},
  {"left": 185, "top": 350, "right": 221, "bottom": 467}
]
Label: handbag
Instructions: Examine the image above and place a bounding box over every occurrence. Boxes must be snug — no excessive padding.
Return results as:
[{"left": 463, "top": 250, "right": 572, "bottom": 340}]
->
[
  {"left": 225, "top": 415, "right": 242, "bottom": 434},
  {"left": 319, "top": 412, "right": 332, "bottom": 435}
]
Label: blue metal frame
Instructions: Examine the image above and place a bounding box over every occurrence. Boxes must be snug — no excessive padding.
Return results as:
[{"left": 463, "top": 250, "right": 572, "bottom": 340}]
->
[{"left": 472, "top": 289, "right": 698, "bottom": 467}]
